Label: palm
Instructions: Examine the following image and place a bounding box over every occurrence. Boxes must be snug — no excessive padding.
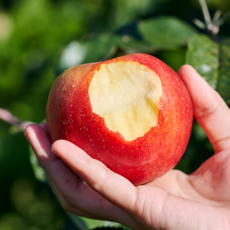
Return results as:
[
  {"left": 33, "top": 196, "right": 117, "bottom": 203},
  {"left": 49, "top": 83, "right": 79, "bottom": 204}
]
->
[
  {"left": 25, "top": 65, "right": 230, "bottom": 230},
  {"left": 151, "top": 149, "right": 230, "bottom": 203}
]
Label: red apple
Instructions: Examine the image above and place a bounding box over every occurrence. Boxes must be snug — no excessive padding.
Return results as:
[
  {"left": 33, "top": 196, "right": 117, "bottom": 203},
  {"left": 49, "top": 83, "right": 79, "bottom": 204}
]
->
[{"left": 46, "top": 53, "right": 193, "bottom": 185}]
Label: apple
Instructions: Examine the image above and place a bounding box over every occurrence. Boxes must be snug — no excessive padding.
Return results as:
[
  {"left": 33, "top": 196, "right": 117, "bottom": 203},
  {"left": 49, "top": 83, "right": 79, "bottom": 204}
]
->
[{"left": 46, "top": 53, "right": 193, "bottom": 185}]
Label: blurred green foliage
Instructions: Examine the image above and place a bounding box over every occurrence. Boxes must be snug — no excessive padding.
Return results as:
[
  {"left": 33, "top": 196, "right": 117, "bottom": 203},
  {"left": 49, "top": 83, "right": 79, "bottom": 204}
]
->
[{"left": 0, "top": 0, "right": 230, "bottom": 229}]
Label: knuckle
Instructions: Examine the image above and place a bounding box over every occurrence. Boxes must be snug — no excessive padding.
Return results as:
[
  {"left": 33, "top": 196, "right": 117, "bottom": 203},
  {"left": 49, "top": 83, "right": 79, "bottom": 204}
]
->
[
  {"left": 196, "top": 93, "right": 222, "bottom": 119},
  {"left": 82, "top": 156, "right": 92, "bottom": 167},
  {"left": 93, "top": 166, "right": 112, "bottom": 193}
]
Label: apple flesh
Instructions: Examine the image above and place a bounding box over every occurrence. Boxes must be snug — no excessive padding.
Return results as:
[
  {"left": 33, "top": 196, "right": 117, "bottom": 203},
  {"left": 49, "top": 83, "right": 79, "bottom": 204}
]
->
[{"left": 46, "top": 53, "right": 193, "bottom": 185}]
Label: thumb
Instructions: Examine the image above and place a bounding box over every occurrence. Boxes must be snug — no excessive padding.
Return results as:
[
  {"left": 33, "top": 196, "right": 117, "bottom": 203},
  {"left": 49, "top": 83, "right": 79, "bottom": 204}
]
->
[{"left": 178, "top": 65, "right": 230, "bottom": 153}]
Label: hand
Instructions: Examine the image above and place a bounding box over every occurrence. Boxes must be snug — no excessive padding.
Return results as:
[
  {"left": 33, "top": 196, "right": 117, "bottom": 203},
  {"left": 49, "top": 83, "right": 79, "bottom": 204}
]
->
[{"left": 25, "top": 65, "right": 230, "bottom": 230}]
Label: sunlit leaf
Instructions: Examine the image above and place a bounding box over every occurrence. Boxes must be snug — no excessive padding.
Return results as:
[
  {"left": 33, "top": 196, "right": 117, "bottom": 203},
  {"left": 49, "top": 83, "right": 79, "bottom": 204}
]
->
[
  {"left": 59, "top": 41, "right": 87, "bottom": 70},
  {"left": 186, "top": 34, "right": 219, "bottom": 88},
  {"left": 216, "top": 38, "right": 230, "bottom": 105},
  {"left": 137, "top": 16, "right": 197, "bottom": 49}
]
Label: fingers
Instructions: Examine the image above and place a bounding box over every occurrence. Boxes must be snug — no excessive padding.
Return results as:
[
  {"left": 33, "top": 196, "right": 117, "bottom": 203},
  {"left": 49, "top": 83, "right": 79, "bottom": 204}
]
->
[
  {"left": 52, "top": 140, "right": 137, "bottom": 213},
  {"left": 24, "top": 124, "right": 132, "bottom": 224},
  {"left": 49, "top": 180, "right": 96, "bottom": 218},
  {"left": 38, "top": 122, "right": 49, "bottom": 132},
  {"left": 25, "top": 124, "right": 57, "bottom": 164},
  {"left": 25, "top": 124, "right": 82, "bottom": 198},
  {"left": 178, "top": 65, "right": 230, "bottom": 153}
]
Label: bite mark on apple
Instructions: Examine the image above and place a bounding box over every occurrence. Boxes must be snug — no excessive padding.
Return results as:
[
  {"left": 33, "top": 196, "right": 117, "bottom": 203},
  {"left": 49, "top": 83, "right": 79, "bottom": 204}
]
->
[{"left": 89, "top": 61, "right": 162, "bottom": 141}]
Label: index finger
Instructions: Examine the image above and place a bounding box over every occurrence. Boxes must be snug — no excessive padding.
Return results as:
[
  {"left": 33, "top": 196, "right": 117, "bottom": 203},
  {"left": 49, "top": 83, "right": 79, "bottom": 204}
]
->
[{"left": 52, "top": 140, "right": 138, "bottom": 212}]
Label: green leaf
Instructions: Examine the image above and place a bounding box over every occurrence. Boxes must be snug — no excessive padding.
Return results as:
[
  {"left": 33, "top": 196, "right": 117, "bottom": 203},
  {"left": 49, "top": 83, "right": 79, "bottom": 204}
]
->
[
  {"left": 68, "top": 213, "right": 129, "bottom": 230},
  {"left": 114, "top": 35, "right": 155, "bottom": 53},
  {"left": 137, "top": 16, "right": 197, "bottom": 49},
  {"left": 193, "top": 122, "right": 207, "bottom": 142},
  {"left": 186, "top": 34, "right": 219, "bottom": 88},
  {"left": 29, "top": 145, "right": 47, "bottom": 182},
  {"left": 216, "top": 39, "right": 230, "bottom": 105},
  {"left": 66, "top": 213, "right": 89, "bottom": 230},
  {"left": 82, "top": 34, "right": 117, "bottom": 63}
]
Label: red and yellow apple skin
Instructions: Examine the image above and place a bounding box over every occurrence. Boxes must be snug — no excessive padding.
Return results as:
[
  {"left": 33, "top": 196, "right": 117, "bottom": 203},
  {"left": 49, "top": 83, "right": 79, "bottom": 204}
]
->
[{"left": 46, "top": 53, "right": 193, "bottom": 185}]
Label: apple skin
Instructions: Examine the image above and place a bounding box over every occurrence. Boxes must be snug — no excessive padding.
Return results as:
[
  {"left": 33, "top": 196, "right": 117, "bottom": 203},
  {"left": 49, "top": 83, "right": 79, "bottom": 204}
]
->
[{"left": 46, "top": 53, "right": 193, "bottom": 185}]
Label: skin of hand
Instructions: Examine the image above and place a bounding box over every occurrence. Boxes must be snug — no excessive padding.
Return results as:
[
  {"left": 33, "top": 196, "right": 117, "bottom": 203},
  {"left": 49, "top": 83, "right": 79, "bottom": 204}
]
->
[{"left": 25, "top": 65, "right": 230, "bottom": 230}]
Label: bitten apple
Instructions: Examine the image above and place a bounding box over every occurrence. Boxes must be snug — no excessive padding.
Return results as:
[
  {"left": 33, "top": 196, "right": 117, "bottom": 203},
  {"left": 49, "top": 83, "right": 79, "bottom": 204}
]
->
[{"left": 46, "top": 53, "right": 193, "bottom": 185}]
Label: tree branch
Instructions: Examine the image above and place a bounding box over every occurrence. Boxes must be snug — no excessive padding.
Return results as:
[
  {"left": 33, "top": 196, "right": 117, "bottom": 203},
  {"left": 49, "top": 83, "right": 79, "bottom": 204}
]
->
[
  {"left": 199, "top": 0, "right": 212, "bottom": 29},
  {"left": 215, "top": 11, "right": 230, "bottom": 27},
  {"left": 0, "top": 107, "right": 32, "bottom": 132}
]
